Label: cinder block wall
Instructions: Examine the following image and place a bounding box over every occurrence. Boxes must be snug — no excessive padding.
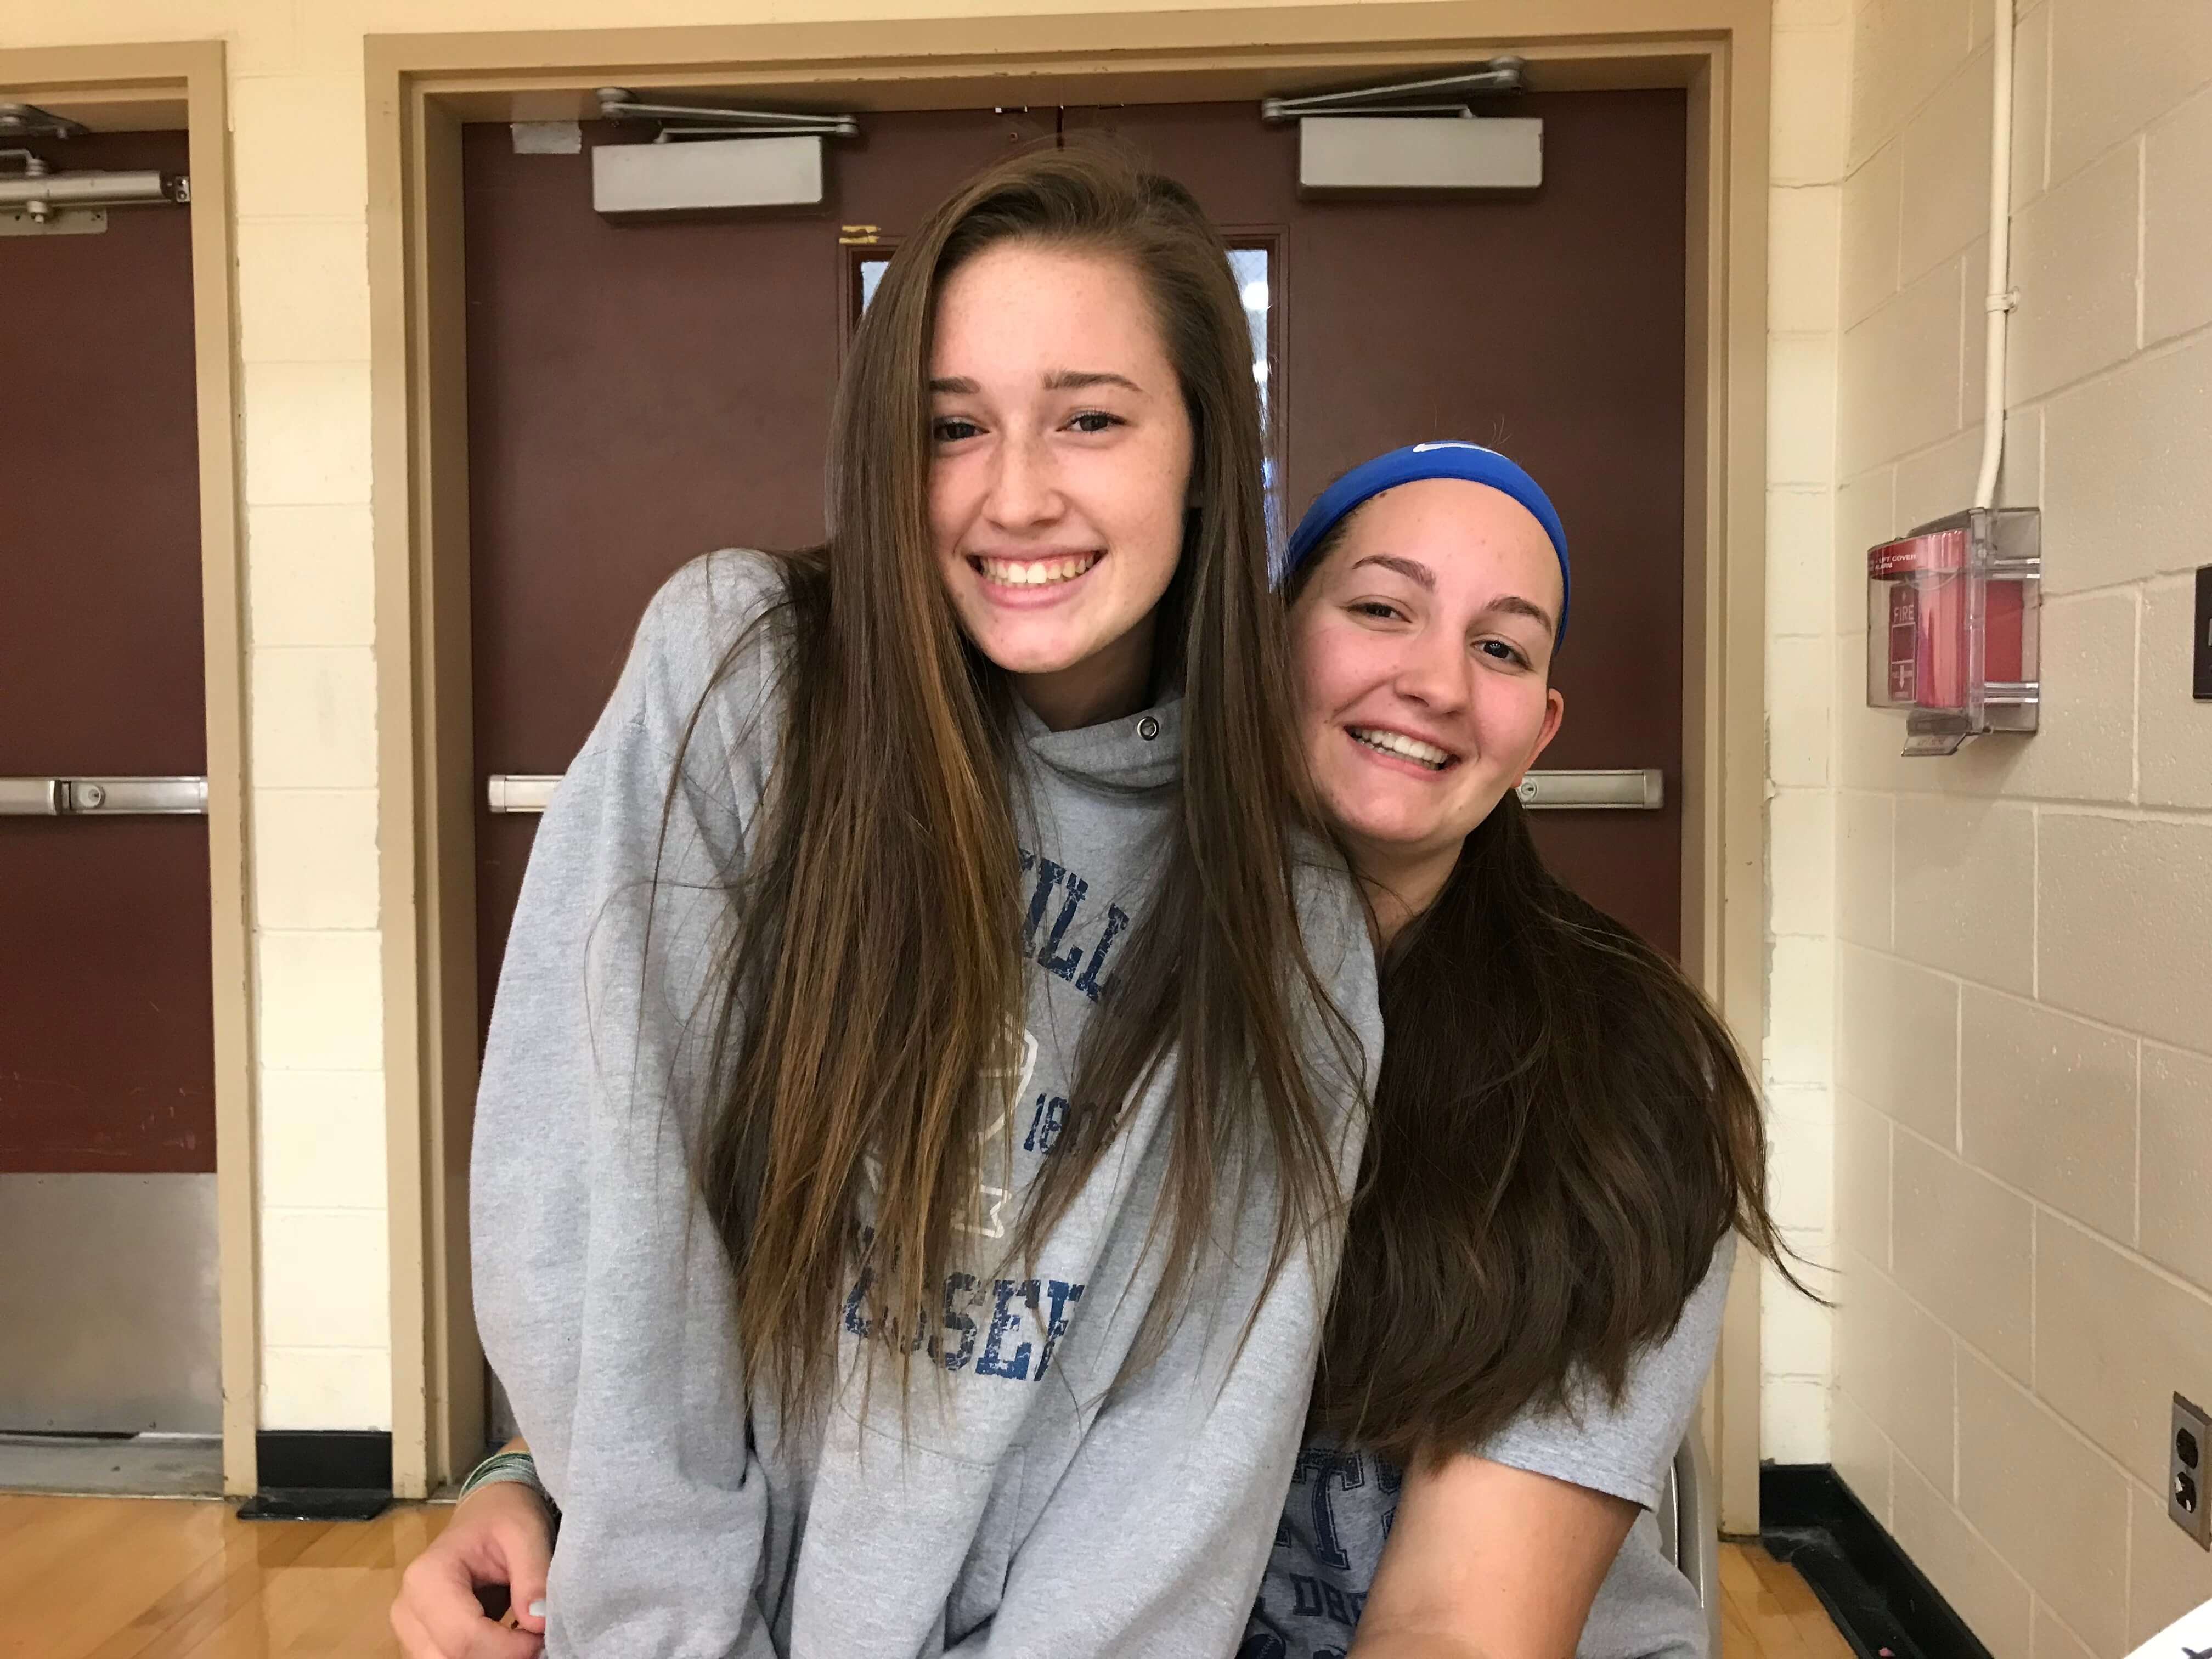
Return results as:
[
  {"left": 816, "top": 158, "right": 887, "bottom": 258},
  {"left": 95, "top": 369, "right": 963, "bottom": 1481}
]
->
[{"left": 1828, "top": 0, "right": 2212, "bottom": 1648}]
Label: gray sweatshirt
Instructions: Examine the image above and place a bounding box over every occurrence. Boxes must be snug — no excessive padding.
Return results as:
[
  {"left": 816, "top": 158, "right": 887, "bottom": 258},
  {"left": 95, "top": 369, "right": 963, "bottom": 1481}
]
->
[
  {"left": 471, "top": 550, "right": 1380, "bottom": 1659},
  {"left": 1244, "top": 1235, "right": 1735, "bottom": 1659}
]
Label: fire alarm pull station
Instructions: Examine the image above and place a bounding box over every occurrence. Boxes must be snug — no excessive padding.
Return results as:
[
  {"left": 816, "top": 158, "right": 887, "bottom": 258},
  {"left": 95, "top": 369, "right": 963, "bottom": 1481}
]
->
[{"left": 1866, "top": 506, "right": 2041, "bottom": 757}]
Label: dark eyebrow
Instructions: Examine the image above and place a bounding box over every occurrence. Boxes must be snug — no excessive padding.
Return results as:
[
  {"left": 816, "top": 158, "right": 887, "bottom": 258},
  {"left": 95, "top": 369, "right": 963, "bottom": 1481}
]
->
[
  {"left": 1487, "top": 595, "right": 1558, "bottom": 634},
  {"left": 1045, "top": 370, "right": 1144, "bottom": 393},
  {"left": 1350, "top": 554, "right": 1557, "bottom": 634},
  {"left": 929, "top": 370, "right": 1144, "bottom": 396},
  {"left": 1350, "top": 553, "right": 1436, "bottom": 590}
]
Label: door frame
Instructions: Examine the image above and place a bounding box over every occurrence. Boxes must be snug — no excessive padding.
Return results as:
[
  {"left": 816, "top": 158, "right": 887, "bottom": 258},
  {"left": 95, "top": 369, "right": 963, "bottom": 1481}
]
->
[
  {"left": 367, "top": 0, "right": 1773, "bottom": 1525},
  {"left": 0, "top": 41, "right": 255, "bottom": 1495}
]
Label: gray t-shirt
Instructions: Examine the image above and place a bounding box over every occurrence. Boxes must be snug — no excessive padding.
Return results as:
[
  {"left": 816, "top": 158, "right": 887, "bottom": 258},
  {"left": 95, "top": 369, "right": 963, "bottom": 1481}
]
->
[{"left": 1243, "top": 1234, "right": 1734, "bottom": 1659}]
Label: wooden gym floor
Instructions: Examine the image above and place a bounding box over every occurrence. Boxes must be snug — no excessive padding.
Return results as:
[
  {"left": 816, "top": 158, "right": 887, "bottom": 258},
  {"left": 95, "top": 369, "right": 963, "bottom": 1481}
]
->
[{"left": 0, "top": 1494, "right": 1857, "bottom": 1657}]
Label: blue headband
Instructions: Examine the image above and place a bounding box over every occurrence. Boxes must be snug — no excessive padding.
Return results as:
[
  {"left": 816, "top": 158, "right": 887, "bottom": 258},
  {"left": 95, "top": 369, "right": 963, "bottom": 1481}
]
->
[{"left": 1282, "top": 442, "right": 1571, "bottom": 642}]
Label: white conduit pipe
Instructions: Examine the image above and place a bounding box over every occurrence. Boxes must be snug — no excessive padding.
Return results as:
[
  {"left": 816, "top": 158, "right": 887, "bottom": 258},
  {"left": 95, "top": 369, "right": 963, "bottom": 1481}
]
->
[{"left": 1974, "top": 0, "right": 2021, "bottom": 511}]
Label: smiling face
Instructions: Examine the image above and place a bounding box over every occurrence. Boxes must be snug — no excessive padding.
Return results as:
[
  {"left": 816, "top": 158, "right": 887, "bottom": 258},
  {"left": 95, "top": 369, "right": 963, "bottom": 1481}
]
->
[
  {"left": 928, "top": 240, "right": 1195, "bottom": 731},
  {"left": 1289, "top": 477, "right": 1567, "bottom": 908}
]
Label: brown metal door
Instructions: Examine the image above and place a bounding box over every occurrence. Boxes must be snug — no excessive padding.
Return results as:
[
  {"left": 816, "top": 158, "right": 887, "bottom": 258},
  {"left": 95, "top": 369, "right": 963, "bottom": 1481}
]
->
[
  {"left": 464, "top": 110, "right": 1057, "bottom": 1037},
  {"left": 0, "top": 130, "right": 220, "bottom": 1434},
  {"left": 1067, "top": 96, "right": 1688, "bottom": 955}
]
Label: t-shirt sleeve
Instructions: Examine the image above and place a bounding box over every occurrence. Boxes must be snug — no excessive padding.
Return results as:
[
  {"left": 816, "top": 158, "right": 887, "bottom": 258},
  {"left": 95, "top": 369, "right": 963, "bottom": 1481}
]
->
[{"left": 1471, "top": 1233, "right": 1736, "bottom": 1511}]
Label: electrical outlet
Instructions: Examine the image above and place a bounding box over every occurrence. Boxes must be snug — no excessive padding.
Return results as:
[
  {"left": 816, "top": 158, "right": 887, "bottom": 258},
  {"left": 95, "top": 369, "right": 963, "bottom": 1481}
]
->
[{"left": 2171, "top": 1393, "right": 2211, "bottom": 1548}]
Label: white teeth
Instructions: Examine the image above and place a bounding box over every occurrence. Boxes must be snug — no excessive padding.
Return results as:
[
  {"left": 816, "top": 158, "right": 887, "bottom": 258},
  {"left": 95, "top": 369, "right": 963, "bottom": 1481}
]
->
[
  {"left": 975, "top": 553, "right": 1100, "bottom": 588},
  {"left": 1348, "top": 727, "right": 1453, "bottom": 769}
]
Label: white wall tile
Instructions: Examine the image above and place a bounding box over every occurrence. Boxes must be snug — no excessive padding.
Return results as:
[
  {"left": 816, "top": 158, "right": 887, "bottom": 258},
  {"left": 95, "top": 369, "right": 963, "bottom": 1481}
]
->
[
  {"left": 2042, "top": 332, "right": 2212, "bottom": 595},
  {"left": 1768, "top": 935, "right": 1838, "bottom": 1085},
  {"left": 1776, "top": 0, "right": 1850, "bottom": 29},
  {"left": 1769, "top": 1084, "right": 1839, "bottom": 1232},
  {"left": 1761, "top": 1375, "right": 1832, "bottom": 1463},
  {"left": 252, "top": 789, "right": 380, "bottom": 932},
  {"left": 1771, "top": 185, "right": 1845, "bottom": 333},
  {"left": 1900, "top": 48, "right": 1997, "bottom": 284},
  {"left": 2036, "top": 1212, "right": 2212, "bottom": 1494},
  {"left": 1838, "top": 945, "right": 1960, "bottom": 1143},
  {"left": 2006, "top": 139, "right": 2142, "bottom": 405},
  {"left": 260, "top": 1345, "right": 393, "bottom": 1433},
  {"left": 1841, "top": 139, "right": 1903, "bottom": 330},
  {"left": 1959, "top": 988, "right": 2137, "bottom": 1242},
  {"left": 1835, "top": 1248, "right": 1896, "bottom": 1434},
  {"left": 2142, "top": 1042, "right": 2212, "bottom": 1293},
  {"left": 1850, "top": 0, "right": 1974, "bottom": 167},
  {"left": 235, "top": 218, "right": 373, "bottom": 363},
  {"left": 1893, "top": 1452, "right": 2035, "bottom": 1659},
  {"left": 2010, "top": 0, "right": 2053, "bottom": 210},
  {"left": 1770, "top": 487, "right": 1839, "bottom": 638},
  {"left": 257, "top": 1069, "right": 390, "bottom": 1213},
  {"left": 1837, "top": 1090, "right": 1894, "bottom": 1271},
  {"left": 1956, "top": 1347, "right": 2130, "bottom": 1656},
  {"left": 2046, "top": 0, "right": 2212, "bottom": 186},
  {"left": 1892, "top": 796, "right": 2036, "bottom": 994},
  {"left": 1775, "top": 26, "right": 1856, "bottom": 185},
  {"left": 2144, "top": 87, "right": 2212, "bottom": 347},
  {"left": 1770, "top": 635, "right": 1834, "bottom": 786},
  {"left": 2038, "top": 812, "right": 2212, "bottom": 1053},
  {"left": 229, "top": 76, "right": 370, "bottom": 220},
  {"left": 1893, "top": 1127, "right": 2034, "bottom": 1380},
  {"left": 1832, "top": 1384, "right": 1894, "bottom": 1526},
  {"left": 1836, "top": 790, "right": 1894, "bottom": 950},
  {"left": 2128, "top": 1483, "right": 2212, "bottom": 1651},
  {"left": 256, "top": 932, "right": 385, "bottom": 1072},
  {"left": 2142, "top": 577, "right": 2212, "bottom": 808},
  {"left": 1841, "top": 259, "right": 1966, "bottom": 475},
  {"left": 2032, "top": 1604, "right": 2097, "bottom": 1659},
  {"left": 1886, "top": 1280, "right": 1957, "bottom": 1497},
  {"left": 251, "top": 646, "right": 378, "bottom": 791},
  {"left": 1770, "top": 787, "right": 1837, "bottom": 936},
  {"left": 240, "top": 359, "right": 374, "bottom": 506},
  {"left": 1770, "top": 332, "right": 1844, "bottom": 487},
  {"left": 260, "top": 1207, "right": 391, "bottom": 1350},
  {"left": 246, "top": 504, "right": 376, "bottom": 648}
]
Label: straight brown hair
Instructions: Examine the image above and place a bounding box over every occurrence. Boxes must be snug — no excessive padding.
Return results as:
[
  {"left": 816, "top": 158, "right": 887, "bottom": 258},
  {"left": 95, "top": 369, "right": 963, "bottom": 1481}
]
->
[
  {"left": 681, "top": 146, "right": 1358, "bottom": 1423},
  {"left": 1289, "top": 524, "right": 1802, "bottom": 1468}
]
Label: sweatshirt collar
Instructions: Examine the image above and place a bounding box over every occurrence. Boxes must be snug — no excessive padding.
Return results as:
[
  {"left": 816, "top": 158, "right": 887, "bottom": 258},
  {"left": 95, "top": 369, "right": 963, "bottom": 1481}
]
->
[{"left": 1015, "top": 691, "right": 1182, "bottom": 792}]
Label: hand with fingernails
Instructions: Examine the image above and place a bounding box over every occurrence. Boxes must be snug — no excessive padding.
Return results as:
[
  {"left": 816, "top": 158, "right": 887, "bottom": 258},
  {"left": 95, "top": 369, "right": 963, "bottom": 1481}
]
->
[{"left": 390, "top": 1475, "right": 552, "bottom": 1659}]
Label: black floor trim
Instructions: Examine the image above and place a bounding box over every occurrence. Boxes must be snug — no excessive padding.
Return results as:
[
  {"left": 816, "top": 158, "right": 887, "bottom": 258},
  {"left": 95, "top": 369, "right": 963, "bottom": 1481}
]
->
[
  {"left": 238, "top": 1431, "right": 392, "bottom": 1523},
  {"left": 1761, "top": 1464, "right": 1993, "bottom": 1659}
]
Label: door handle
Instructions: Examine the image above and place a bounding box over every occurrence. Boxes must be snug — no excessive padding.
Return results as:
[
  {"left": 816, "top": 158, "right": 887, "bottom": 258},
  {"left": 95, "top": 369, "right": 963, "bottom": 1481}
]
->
[
  {"left": 480, "top": 770, "right": 1661, "bottom": 816},
  {"left": 486, "top": 775, "right": 562, "bottom": 814},
  {"left": 1515, "top": 768, "right": 1664, "bottom": 810},
  {"left": 0, "top": 776, "right": 208, "bottom": 816}
]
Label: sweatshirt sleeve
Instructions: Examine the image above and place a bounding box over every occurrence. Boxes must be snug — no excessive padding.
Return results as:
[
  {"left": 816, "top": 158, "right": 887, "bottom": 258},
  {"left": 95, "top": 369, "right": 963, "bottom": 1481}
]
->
[
  {"left": 956, "top": 873, "right": 1382, "bottom": 1658},
  {"left": 470, "top": 552, "right": 786, "bottom": 1658}
]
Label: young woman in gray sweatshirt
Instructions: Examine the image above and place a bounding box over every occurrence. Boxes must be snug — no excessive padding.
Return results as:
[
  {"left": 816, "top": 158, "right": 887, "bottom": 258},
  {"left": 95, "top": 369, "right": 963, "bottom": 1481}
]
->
[{"left": 413, "top": 153, "right": 1379, "bottom": 1658}]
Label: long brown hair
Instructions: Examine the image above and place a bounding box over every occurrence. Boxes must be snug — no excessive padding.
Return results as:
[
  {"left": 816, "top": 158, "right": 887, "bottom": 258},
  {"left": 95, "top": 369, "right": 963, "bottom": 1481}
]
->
[
  {"left": 682, "top": 146, "right": 1357, "bottom": 1423},
  {"left": 1290, "top": 524, "right": 1800, "bottom": 1468}
]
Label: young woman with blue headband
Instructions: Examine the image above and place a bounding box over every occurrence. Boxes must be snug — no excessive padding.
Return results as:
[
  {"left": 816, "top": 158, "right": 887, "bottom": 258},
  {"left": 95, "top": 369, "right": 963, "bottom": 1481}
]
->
[
  {"left": 392, "top": 435, "right": 1792, "bottom": 1659},
  {"left": 1242, "top": 443, "right": 1793, "bottom": 1659}
]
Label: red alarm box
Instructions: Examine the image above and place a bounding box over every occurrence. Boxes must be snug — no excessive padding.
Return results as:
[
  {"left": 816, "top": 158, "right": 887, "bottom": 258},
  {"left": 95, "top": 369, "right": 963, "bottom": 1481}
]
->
[{"left": 1866, "top": 507, "right": 2039, "bottom": 756}]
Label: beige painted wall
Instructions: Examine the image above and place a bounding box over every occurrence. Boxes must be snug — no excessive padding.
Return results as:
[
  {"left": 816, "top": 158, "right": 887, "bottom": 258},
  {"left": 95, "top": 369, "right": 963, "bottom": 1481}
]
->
[
  {"left": 4, "top": 0, "right": 1841, "bottom": 1462},
  {"left": 1827, "top": 0, "right": 2212, "bottom": 1650}
]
